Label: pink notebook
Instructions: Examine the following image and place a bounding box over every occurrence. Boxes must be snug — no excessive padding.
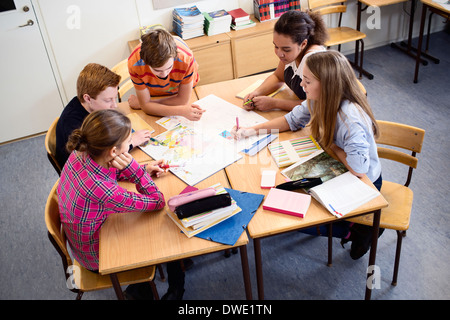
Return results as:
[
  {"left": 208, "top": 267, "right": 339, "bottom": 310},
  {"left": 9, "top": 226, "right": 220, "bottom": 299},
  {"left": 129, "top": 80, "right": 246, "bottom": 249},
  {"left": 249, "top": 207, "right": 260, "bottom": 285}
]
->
[{"left": 262, "top": 188, "right": 311, "bottom": 218}]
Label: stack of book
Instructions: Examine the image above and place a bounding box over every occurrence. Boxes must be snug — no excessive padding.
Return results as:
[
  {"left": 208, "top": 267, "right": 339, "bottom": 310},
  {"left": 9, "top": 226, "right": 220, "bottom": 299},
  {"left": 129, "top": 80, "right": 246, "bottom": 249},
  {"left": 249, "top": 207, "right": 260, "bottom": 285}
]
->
[
  {"left": 253, "top": 0, "right": 291, "bottom": 22},
  {"left": 228, "top": 8, "right": 256, "bottom": 30},
  {"left": 203, "top": 9, "right": 232, "bottom": 36},
  {"left": 172, "top": 6, "right": 205, "bottom": 40},
  {"left": 166, "top": 184, "right": 242, "bottom": 238}
]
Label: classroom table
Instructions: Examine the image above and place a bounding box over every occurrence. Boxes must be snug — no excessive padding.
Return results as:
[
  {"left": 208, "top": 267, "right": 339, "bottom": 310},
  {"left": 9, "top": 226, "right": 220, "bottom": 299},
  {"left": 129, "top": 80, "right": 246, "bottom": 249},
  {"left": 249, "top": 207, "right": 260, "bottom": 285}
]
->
[
  {"left": 98, "top": 96, "right": 253, "bottom": 300},
  {"left": 414, "top": 0, "right": 450, "bottom": 83},
  {"left": 355, "top": 0, "right": 432, "bottom": 79},
  {"left": 195, "top": 74, "right": 389, "bottom": 300}
]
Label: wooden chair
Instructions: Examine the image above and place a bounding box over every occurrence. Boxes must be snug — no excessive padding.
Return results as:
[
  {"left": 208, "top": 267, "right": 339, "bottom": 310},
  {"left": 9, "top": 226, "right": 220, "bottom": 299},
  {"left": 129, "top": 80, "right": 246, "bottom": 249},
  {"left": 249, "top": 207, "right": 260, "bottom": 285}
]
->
[
  {"left": 332, "top": 121, "right": 425, "bottom": 285},
  {"left": 44, "top": 118, "right": 62, "bottom": 175},
  {"left": 308, "top": 0, "right": 367, "bottom": 79},
  {"left": 45, "top": 180, "right": 159, "bottom": 300},
  {"left": 111, "top": 58, "right": 134, "bottom": 102}
]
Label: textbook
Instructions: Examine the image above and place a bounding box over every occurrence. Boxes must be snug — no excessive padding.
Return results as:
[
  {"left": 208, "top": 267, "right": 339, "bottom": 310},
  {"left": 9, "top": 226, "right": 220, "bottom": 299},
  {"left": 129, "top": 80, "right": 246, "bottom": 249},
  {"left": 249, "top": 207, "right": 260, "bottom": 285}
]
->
[
  {"left": 127, "top": 113, "right": 155, "bottom": 135},
  {"left": 269, "top": 135, "right": 322, "bottom": 167},
  {"left": 263, "top": 187, "right": 311, "bottom": 218},
  {"left": 172, "top": 6, "right": 205, "bottom": 39},
  {"left": 308, "top": 171, "right": 380, "bottom": 217},
  {"left": 281, "top": 150, "right": 380, "bottom": 218},
  {"left": 235, "top": 79, "right": 285, "bottom": 99},
  {"left": 203, "top": 9, "right": 231, "bottom": 36},
  {"left": 165, "top": 183, "right": 242, "bottom": 238}
]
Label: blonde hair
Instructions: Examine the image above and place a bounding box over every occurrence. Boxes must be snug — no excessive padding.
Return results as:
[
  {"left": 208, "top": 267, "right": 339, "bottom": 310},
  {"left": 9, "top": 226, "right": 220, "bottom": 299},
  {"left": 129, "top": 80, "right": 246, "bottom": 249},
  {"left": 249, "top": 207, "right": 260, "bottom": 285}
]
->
[
  {"left": 66, "top": 109, "right": 131, "bottom": 159},
  {"left": 305, "top": 50, "right": 379, "bottom": 149},
  {"left": 76, "top": 63, "right": 121, "bottom": 103},
  {"left": 140, "top": 29, "right": 177, "bottom": 68}
]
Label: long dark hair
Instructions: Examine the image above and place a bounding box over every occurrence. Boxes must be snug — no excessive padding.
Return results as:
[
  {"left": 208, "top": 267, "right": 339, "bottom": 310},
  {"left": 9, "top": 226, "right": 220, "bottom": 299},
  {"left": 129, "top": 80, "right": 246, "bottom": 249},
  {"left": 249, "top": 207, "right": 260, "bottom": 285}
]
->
[{"left": 274, "top": 10, "right": 328, "bottom": 63}]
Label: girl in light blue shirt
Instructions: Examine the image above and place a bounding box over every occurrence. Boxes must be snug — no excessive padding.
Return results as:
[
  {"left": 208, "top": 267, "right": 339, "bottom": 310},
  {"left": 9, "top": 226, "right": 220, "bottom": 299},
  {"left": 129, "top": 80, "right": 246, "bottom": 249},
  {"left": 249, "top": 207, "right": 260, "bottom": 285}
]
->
[{"left": 233, "top": 50, "right": 382, "bottom": 259}]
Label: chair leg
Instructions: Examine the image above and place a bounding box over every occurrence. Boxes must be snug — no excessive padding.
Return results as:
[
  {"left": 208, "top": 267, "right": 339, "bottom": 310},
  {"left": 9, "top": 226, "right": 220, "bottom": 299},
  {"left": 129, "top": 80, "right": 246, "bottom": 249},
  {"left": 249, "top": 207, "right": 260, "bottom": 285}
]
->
[
  {"left": 392, "top": 230, "right": 404, "bottom": 286},
  {"left": 75, "top": 291, "right": 83, "bottom": 300},
  {"left": 327, "top": 224, "right": 333, "bottom": 267},
  {"left": 157, "top": 264, "right": 165, "bottom": 281},
  {"left": 358, "top": 39, "right": 365, "bottom": 79},
  {"left": 150, "top": 280, "right": 159, "bottom": 300}
]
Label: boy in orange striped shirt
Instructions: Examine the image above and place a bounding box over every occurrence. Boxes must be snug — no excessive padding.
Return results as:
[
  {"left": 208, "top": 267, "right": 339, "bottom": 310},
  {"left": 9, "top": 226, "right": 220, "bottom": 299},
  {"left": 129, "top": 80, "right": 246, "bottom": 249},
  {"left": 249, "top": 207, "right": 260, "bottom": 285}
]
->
[{"left": 128, "top": 29, "right": 205, "bottom": 121}]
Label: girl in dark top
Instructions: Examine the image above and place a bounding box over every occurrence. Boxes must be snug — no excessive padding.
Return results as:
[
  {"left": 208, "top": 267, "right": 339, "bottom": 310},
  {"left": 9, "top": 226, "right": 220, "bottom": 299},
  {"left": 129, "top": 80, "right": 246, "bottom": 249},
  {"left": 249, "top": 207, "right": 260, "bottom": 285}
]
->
[{"left": 243, "top": 10, "right": 328, "bottom": 112}]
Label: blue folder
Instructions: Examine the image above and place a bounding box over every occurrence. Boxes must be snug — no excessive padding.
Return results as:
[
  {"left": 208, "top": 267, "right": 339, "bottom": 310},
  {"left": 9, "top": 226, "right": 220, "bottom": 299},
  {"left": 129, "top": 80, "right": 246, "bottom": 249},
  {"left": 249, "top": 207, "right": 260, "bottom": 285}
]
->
[{"left": 195, "top": 188, "right": 264, "bottom": 245}]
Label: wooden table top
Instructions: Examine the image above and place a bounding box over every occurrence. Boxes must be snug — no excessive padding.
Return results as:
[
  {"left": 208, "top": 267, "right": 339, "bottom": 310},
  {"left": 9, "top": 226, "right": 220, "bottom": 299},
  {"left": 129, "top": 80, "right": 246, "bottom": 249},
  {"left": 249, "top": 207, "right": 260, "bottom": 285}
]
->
[
  {"left": 100, "top": 92, "right": 249, "bottom": 275},
  {"left": 195, "top": 74, "right": 388, "bottom": 239}
]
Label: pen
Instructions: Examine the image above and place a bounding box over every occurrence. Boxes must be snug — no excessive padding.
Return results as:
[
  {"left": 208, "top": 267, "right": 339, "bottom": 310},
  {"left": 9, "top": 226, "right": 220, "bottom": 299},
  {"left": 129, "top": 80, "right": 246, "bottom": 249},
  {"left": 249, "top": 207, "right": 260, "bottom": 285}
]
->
[
  {"left": 236, "top": 116, "right": 239, "bottom": 130},
  {"left": 243, "top": 99, "right": 253, "bottom": 106}
]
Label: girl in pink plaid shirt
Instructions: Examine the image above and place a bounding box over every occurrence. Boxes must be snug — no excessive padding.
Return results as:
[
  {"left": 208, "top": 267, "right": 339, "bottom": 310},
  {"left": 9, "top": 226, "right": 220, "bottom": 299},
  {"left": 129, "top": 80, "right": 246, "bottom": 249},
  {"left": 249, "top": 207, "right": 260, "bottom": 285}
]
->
[{"left": 57, "top": 109, "right": 165, "bottom": 272}]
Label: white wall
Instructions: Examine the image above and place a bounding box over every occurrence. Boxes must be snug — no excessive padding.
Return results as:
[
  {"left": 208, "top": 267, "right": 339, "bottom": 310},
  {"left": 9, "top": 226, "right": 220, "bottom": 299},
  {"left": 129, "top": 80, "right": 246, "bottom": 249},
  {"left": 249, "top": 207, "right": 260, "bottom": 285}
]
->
[{"left": 35, "top": 0, "right": 446, "bottom": 104}]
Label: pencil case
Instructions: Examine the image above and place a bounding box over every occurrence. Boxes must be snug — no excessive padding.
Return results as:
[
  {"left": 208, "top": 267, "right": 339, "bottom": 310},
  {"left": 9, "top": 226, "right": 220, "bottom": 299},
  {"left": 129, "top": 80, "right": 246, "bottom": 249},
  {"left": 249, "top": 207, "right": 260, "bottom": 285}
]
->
[
  {"left": 276, "top": 178, "right": 323, "bottom": 191},
  {"left": 168, "top": 188, "right": 216, "bottom": 212},
  {"left": 174, "top": 193, "right": 232, "bottom": 219}
]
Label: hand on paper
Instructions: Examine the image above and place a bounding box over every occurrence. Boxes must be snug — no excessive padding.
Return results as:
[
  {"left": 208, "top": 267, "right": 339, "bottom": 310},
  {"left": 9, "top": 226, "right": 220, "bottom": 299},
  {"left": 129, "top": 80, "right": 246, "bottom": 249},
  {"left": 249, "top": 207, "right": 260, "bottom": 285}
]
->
[
  {"left": 183, "top": 104, "right": 205, "bottom": 121},
  {"left": 109, "top": 152, "right": 133, "bottom": 170},
  {"left": 145, "top": 159, "right": 166, "bottom": 177},
  {"left": 231, "top": 126, "right": 257, "bottom": 140},
  {"left": 131, "top": 129, "right": 151, "bottom": 147}
]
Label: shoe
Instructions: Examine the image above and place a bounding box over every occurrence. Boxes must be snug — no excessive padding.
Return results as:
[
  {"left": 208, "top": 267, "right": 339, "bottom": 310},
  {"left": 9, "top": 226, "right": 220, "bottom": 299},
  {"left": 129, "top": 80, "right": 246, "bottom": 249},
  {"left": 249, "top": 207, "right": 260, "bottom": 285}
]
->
[
  {"left": 161, "top": 287, "right": 185, "bottom": 300},
  {"left": 342, "top": 224, "right": 385, "bottom": 260},
  {"left": 183, "top": 258, "right": 194, "bottom": 271},
  {"left": 123, "top": 283, "right": 154, "bottom": 300}
]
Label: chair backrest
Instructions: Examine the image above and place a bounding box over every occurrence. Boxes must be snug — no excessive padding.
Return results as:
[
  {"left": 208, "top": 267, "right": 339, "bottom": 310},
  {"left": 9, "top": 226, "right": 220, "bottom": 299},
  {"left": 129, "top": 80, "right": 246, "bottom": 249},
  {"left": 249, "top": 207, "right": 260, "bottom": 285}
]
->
[
  {"left": 45, "top": 117, "right": 62, "bottom": 175},
  {"left": 376, "top": 120, "right": 425, "bottom": 186},
  {"left": 45, "top": 180, "right": 73, "bottom": 277},
  {"left": 308, "top": 0, "right": 348, "bottom": 15},
  {"left": 308, "top": 0, "right": 347, "bottom": 28},
  {"left": 111, "top": 59, "right": 134, "bottom": 102}
]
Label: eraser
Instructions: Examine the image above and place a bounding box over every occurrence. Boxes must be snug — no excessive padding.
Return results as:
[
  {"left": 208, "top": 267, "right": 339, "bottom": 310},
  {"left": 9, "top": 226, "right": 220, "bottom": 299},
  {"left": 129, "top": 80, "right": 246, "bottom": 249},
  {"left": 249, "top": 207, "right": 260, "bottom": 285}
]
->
[{"left": 261, "top": 170, "right": 276, "bottom": 189}]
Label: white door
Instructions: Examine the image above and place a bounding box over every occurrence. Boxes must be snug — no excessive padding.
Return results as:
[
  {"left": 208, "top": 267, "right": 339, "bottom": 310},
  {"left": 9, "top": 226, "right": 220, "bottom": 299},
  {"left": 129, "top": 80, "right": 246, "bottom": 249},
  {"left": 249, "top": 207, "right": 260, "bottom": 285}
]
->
[{"left": 0, "top": 0, "right": 63, "bottom": 143}]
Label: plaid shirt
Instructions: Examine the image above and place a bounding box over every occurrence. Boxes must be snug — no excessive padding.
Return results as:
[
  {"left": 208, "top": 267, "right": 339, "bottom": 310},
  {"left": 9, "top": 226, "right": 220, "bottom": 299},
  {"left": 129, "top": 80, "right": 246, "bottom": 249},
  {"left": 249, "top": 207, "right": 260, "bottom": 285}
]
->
[{"left": 57, "top": 151, "right": 165, "bottom": 271}]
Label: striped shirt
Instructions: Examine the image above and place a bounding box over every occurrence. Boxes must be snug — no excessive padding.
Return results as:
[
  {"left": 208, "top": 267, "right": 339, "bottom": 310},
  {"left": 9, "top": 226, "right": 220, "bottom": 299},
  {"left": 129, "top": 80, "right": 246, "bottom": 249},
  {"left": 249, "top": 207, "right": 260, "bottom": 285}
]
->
[
  {"left": 128, "top": 36, "right": 199, "bottom": 96},
  {"left": 57, "top": 151, "right": 165, "bottom": 271}
]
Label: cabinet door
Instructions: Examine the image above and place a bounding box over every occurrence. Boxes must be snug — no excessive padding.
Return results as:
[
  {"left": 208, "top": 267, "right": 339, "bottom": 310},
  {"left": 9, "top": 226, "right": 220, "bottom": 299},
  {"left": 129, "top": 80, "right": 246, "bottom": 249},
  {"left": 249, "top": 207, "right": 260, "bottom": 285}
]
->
[
  {"left": 232, "top": 32, "right": 279, "bottom": 78},
  {"left": 194, "top": 41, "right": 234, "bottom": 85}
]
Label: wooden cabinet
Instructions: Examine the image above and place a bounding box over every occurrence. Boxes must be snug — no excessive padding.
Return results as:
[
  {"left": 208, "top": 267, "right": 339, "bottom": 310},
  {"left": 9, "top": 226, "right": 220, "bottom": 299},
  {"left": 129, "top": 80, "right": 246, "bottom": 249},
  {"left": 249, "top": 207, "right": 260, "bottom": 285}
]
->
[
  {"left": 185, "top": 33, "right": 234, "bottom": 86},
  {"left": 128, "top": 16, "right": 279, "bottom": 85},
  {"left": 227, "top": 17, "right": 279, "bottom": 78}
]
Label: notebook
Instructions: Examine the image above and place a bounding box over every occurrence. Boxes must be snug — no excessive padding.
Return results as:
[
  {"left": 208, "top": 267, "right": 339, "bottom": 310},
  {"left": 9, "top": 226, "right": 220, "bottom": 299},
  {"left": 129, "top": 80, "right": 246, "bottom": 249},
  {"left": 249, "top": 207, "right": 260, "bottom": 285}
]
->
[
  {"left": 269, "top": 135, "right": 322, "bottom": 168},
  {"left": 236, "top": 79, "right": 285, "bottom": 99},
  {"left": 262, "top": 188, "right": 311, "bottom": 218}
]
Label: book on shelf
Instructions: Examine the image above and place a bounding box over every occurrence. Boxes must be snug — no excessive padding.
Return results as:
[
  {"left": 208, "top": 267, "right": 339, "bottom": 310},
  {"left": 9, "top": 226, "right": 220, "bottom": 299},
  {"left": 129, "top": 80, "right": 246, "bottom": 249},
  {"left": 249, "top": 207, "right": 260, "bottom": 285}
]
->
[
  {"left": 228, "top": 8, "right": 250, "bottom": 23},
  {"left": 165, "top": 183, "right": 242, "bottom": 238},
  {"left": 269, "top": 135, "right": 322, "bottom": 167},
  {"left": 253, "top": 0, "right": 291, "bottom": 22},
  {"left": 172, "top": 6, "right": 205, "bottom": 39},
  {"left": 231, "top": 20, "right": 256, "bottom": 30},
  {"left": 203, "top": 9, "right": 232, "bottom": 36},
  {"left": 263, "top": 187, "right": 311, "bottom": 218},
  {"left": 281, "top": 150, "right": 380, "bottom": 218}
]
